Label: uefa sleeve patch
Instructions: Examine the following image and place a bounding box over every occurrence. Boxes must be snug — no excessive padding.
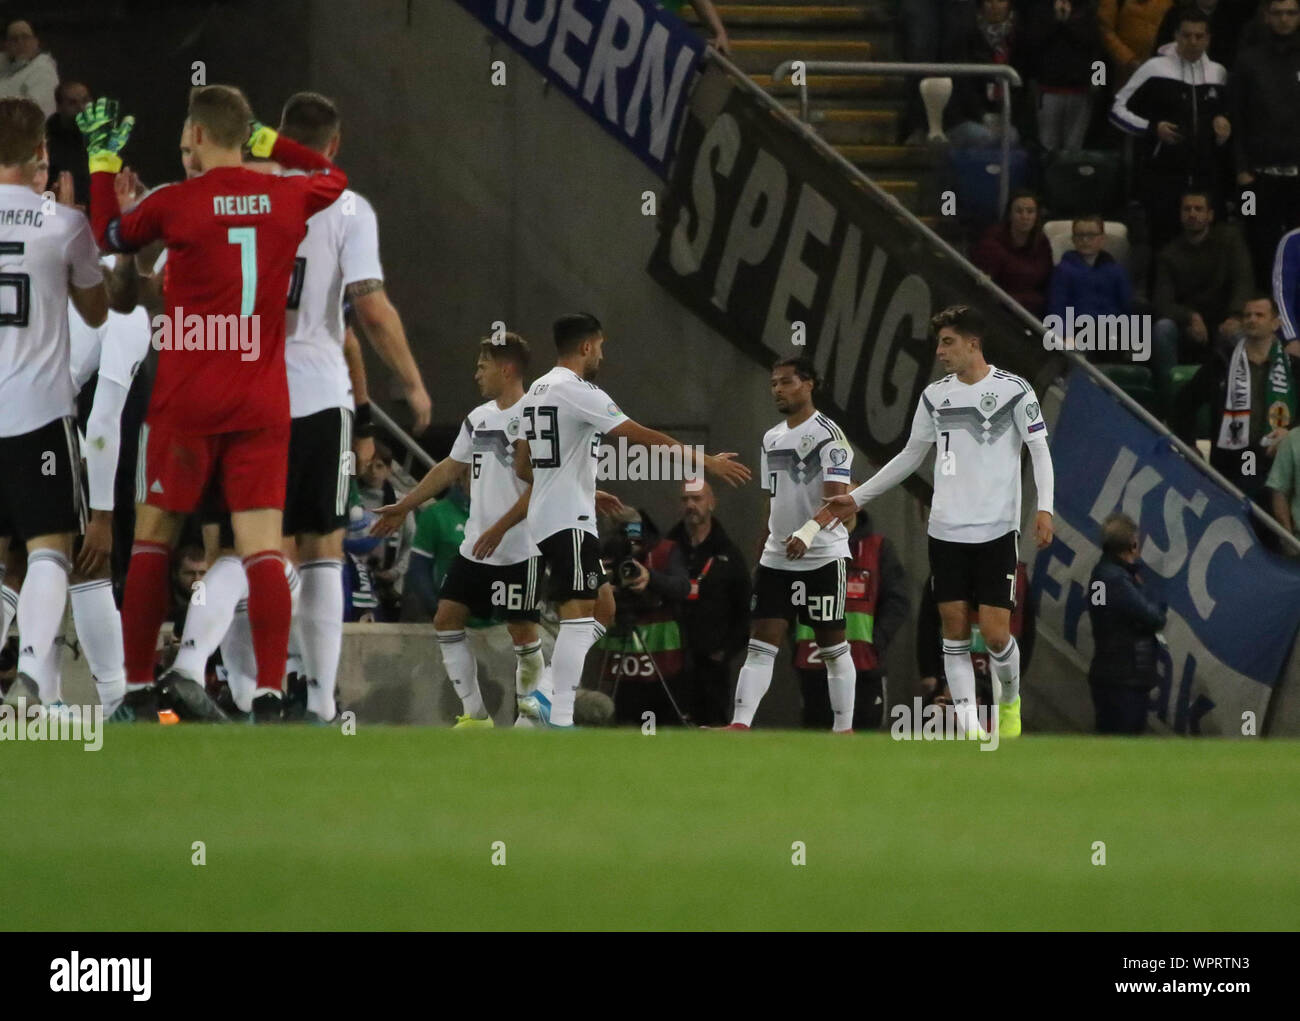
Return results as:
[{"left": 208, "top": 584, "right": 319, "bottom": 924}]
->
[{"left": 1028, "top": 421, "right": 1045, "bottom": 433}]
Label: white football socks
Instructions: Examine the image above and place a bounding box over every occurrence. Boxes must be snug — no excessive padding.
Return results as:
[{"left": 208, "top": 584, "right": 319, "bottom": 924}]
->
[
  {"left": 732, "top": 639, "right": 778, "bottom": 726},
  {"left": 299, "top": 560, "right": 343, "bottom": 720},
  {"left": 942, "top": 638, "right": 981, "bottom": 735},
  {"left": 69, "top": 578, "right": 125, "bottom": 715},
  {"left": 549, "top": 617, "right": 598, "bottom": 727},
  {"left": 513, "top": 638, "right": 544, "bottom": 697},
  {"left": 172, "top": 555, "right": 244, "bottom": 681},
  {"left": 437, "top": 629, "right": 485, "bottom": 719},
  {"left": 18, "top": 550, "right": 70, "bottom": 703},
  {"left": 220, "top": 600, "right": 258, "bottom": 713},
  {"left": 820, "top": 641, "right": 856, "bottom": 732},
  {"left": 989, "top": 636, "right": 1020, "bottom": 705}
]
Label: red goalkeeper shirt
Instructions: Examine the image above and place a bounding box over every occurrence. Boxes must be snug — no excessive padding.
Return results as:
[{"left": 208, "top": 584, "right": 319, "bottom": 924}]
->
[{"left": 93, "top": 137, "right": 347, "bottom": 434}]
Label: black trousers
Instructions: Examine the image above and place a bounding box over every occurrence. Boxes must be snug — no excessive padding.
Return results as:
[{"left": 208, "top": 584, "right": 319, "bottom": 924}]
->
[
  {"left": 1090, "top": 682, "right": 1150, "bottom": 735},
  {"left": 1242, "top": 173, "right": 1300, "bottom": 291},
  {"left": 797, "top": 668, "right": 884, "bottom": 731}
]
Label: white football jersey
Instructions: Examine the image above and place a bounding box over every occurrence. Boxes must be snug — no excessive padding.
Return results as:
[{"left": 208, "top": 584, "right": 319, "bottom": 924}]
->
[
  {"left": 0, "top": 185, "right": 102, "bottom": 436},
  {"left": 283, "top": 186, "right": 383, "bottom": 418},
  {"left": 760, "top": 411, "right": 853, "bottom": 571},
  {"left": 916, "top": 366, "right": 1047, "bottom": 543},
  {"left": 449, "top": 395, "right": 538, "bottom": 566},
  {"left": 69, "top": 257, "right": 152, "bottom": 391},
  {"left": 520, "top": 366, "right": 628, "bottom": 542}
]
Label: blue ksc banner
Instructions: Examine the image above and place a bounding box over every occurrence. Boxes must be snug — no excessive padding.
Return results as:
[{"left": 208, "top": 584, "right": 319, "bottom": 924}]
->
[
  {"left": 454, "top": 0, "right": 705, "bottom": 178},
  {"left": 1031, "top": 372, "right": 1300, "bottom": 734}
]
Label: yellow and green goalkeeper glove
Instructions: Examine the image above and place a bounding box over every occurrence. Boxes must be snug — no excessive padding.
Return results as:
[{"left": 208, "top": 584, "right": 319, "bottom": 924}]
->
[
  {"left": 246, "top": 120, "right": 278, "bottom": 159},
  {"left": 76, "top": 97, "right": 135, "bottom": 174}
]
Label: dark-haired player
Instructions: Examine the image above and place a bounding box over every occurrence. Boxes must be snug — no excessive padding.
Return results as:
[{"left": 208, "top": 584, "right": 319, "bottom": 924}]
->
[
  {"left": 823, "top": 305, "right": 1055, "bottom": 739},
  {"left": 514, "top": 313, "right": 750, "bottom": 728},
  {"left": 376, "top": 334, "right": 542, "bottom": 727},
  {"left": 725, "top": 358, "right": 857, "bottom": 732},
  {"left": 82, "top": 85, "right": 348, "bottom": 721}
]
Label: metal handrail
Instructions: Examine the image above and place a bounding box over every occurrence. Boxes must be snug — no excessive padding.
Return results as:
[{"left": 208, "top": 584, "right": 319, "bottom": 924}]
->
[
  {"left": 370, "top": 400, "right": 435, "bottom": 473},
  {"left": 711, "top": 50, "right": 1300, "bottom": 554},
  {"left": 771, "top": 59, "right": 1020, "bottom": 216}
]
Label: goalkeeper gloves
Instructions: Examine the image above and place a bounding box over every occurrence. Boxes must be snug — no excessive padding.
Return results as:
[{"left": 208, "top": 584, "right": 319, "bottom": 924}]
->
[
  {"left": 76, "top": 98, "right": 135, "bottom": 174},
  {"left": 246, "top": 120, "right": 279, "bottom": 159}
]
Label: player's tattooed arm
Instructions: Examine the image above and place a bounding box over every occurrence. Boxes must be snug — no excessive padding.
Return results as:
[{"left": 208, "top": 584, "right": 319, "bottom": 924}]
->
[
  {"left": 347, "top": 280, "right": 432, "bottom": 432},
  {"left": 102, "top": 254, "right": 139, "bottom": 313}
]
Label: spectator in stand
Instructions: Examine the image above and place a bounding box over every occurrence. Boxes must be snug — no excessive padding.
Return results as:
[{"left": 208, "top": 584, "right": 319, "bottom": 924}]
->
[
  {"left": 1155, "top": 0, "right": 1250, "bottom": 66},
  {"left": 1173, "top": 294, "right": 1298, "bottom": 512},
  {"left": 1152, "top": 189, "right": 1254, "bottom": 365},
  {"left": 665, "top": 481, "right": 750, "bottom": 727},
  {"left": 971, "top": 188, "right": 1054, "bottom": 316},
  {"left": 1086, "top": 512, "right": 1166, "bottom": 735},
  {"left": 792, "top": 510, "right": 908, "bottom": 732},
  {"left": 167, "top": 545, "right": 207, "bottom": 637},
  {"left": 1048, "top": 213, "right": 1135, "bottom": 338},
  {"left": 1266, "top": 411, "right": 1300, "bottom": 538},
  {"left": 943, "top": 0, "right": 1028, "bottom": 147},
  {"left": 660, "top": 0, "right": 730, "bottom": 53},
  {"left": 44, "top": 79, "right": 89, "bottom": 208},
  {"left": 405, "top": 484, "right": 469, "bottom": 622},
  {"left": 1098, "top": 0, "right": 1175, "bottom": 83},
  {"left": 898, "top": 0, "right": 975, "bottom": 144},
  {"left": 1272, "top": 224, "right": 1300, "bottom": 352},
  {"left": 1110, "top": 8, "right": 1231, "bottom": 257},
  {"left": 1027, "top": 0, "right": 1104, "bottom": 153},
  {"left": 1230, "top": 0, "right": 1300, "bottom": 290},
  {"left": 356, "top": 443, "right": 413, "bottom": 618},
  {"left": 0, "top": 20, "right": 56, "bottom": 116}
]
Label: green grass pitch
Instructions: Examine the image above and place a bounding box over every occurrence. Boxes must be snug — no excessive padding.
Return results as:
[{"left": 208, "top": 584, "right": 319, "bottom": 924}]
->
[{"left": 3, "top": 727, "right": 1295, "bottom": 930}]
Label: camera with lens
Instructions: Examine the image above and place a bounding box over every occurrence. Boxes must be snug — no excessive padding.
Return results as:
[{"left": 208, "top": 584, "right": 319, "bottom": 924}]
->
[{"left": 602, "top": 519, "right": 646, "bottom": 588}]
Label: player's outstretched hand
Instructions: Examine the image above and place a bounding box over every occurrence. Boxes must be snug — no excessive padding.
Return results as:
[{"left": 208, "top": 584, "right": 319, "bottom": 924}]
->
[
  {"left": 1035, "top": 510, "right": 1054, "bottom": 549},
  {"left": 595, "top": 490, "right": 625, "bottom": 516},
  {"left": 703, "top": 452, "right": 750, "bottom": 487},
  {"left": 372, "top": 500, "right": 411, "bottom": 538},
  {"left": 785, "top": 534, "right": 807, "bottom": 560},
  {"left": 819, "top": 493, "right": 858, "bottom": 524},
  {"left": 77, "top": 510, "right": 113, "bottom": 577},
  {"left": 114, "top": 166, "right": 142, "bottom": 213}
]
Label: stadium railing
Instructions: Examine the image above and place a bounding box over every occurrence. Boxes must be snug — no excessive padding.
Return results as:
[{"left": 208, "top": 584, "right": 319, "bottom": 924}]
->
[{"left": 770, "top": 59, "right": 1022, "bottom": 218}]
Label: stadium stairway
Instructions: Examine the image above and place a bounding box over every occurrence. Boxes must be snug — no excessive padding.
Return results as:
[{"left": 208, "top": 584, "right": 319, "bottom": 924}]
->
[{"left": 684, "top": 0, "right": 957, "bottom": 241}]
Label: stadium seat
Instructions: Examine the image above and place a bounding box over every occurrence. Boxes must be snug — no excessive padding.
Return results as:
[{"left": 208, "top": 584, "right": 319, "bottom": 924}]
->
[
  {"left": 1043, "top": 219, "right": 1130, "bottom": 269},
  {"left": 1098, "top": 363, "right": 1155, "bottom": 408},
  {"left": 1167, "top": 364, "right": 1211, "bottom": 437},
  {"left": 941, "top": 145, "right": 1030, "bottom": 229},
  {"left": 1042, "top": 150, "right": 1123, "bottom": 219}
]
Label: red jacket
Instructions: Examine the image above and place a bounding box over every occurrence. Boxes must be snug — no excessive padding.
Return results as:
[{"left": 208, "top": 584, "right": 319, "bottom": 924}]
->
[{"left": 971, "top": 223, "right": 1053, "bottom": 318}]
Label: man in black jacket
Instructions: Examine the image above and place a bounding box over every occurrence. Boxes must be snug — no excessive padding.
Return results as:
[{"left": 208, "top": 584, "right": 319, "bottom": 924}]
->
[
  {"left": 1087, "top": 513, "right": 1167, "bottom": 734},
  {"left": 1111, "top": 8, "right": 1231, "bottom": 256},
  {"left": 665, "top": 481, "right": 751, "bottom": 727},
  {"left": 1230, "top": 0, "right": 1300, "bottom": 289}
]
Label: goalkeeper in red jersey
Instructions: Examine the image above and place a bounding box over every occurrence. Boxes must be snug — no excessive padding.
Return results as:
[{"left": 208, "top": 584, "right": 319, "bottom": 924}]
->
[{"left": 81, "top": 85, "right": 348, "bottom": 722}]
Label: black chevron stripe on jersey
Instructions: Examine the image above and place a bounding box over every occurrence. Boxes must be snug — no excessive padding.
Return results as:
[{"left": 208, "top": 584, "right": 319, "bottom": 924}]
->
[
  {"left": 931, "top": 390, "right": 1026, "bottom": 445},
  {"left": 767, "top": 439, "right": 833, "bottom": 485},
  {"left": 471, "top": 428, "right": 515, "bottom": 467}
]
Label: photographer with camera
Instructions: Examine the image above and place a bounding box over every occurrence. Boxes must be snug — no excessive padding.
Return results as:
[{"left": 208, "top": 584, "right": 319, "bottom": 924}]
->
[{"left": 593, "top": 507, "right": 691, "bottom": 726}]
